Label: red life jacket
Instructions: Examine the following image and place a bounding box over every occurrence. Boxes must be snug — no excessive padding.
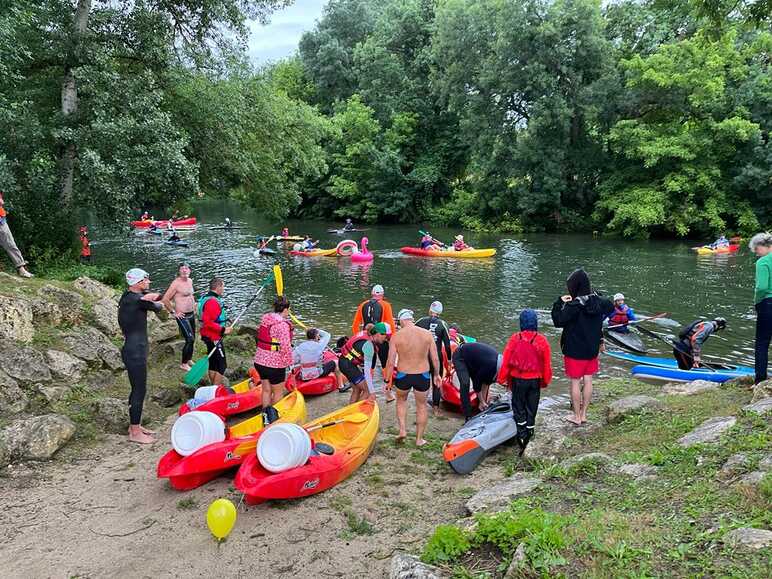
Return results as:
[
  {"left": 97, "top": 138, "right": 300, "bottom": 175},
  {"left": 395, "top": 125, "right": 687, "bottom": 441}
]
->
[
  {"left": 340, "top": 331, "right": 369, "bottom": 366},
  {"left": 505, "top": 332, "right": 541, "bottom": 376},
  {"left": 610, "top": 305, "right": 631, "bottom": 326},
  {"left": 256, "top": 319, "right": 293, "bottom": 351}
]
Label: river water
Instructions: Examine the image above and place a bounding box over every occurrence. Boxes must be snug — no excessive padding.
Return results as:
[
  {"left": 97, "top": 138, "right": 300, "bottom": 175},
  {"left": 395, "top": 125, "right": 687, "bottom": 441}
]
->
[{"left": 92, "top": 200, "right": 759, "bottom": 387}]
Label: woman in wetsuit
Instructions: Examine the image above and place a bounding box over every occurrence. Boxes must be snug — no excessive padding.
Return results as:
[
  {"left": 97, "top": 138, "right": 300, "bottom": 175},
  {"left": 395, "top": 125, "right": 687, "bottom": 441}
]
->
[{"left": 118, "top": 268, "right": 164, "bottom": 444}]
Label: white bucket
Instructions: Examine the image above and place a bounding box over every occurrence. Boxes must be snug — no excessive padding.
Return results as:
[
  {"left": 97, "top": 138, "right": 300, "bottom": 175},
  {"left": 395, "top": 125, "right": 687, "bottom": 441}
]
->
[
  {"left": 194, "top": 385, "right": 219, "bottom": 402},
  {"left": 171, "top": 411, "right": 226, "bottom": 456},
  {"left": 256, "top": 423, "right": 312, "bottom": 473}
]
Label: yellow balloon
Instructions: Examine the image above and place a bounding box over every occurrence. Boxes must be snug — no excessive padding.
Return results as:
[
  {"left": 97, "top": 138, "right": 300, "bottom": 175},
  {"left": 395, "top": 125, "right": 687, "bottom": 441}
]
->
[{"left": 206, "top": 498, "right": 237, "bottom": 541}]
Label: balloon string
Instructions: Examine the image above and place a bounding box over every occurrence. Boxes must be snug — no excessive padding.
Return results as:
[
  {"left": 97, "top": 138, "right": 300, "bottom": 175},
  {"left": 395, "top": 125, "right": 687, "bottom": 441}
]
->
[{"left": 237, "top": 493, "right": 245, "bottom": 511}]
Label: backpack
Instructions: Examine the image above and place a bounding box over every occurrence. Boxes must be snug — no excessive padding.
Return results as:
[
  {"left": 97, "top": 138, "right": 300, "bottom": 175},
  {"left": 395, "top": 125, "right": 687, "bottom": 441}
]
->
[
  {"left": 678, "top": 320, "right": 704, "bottom": 341},
  {"left": 507, "top": 333, "right": 541, "bottom": 375},
  {"left": 362, "top": 299, "right": 383, "bottom": 326}
]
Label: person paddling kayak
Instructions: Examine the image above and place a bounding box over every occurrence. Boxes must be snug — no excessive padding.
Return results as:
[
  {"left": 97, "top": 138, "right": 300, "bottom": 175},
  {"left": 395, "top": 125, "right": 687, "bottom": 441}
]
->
[
  {"left": 672, "top": 318, "right": 727, "bottom": 369},
  {"left": 709, "top": 234, "right": 730, "bottom": 249},
  {"left": 607, "top": 293, "right": 636, "bottom": 333},
  {"left": 339, "top": 323, "right": 389, "bottom": 403},
  {"left": 343, "top": 218, "right": 354, "bottom": 232}
]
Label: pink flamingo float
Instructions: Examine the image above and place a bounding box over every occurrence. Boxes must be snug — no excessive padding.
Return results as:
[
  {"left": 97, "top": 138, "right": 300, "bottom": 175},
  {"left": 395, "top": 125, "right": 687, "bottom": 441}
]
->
[{"left": 350, "top": 236, "right": 374, "bottom": 262}]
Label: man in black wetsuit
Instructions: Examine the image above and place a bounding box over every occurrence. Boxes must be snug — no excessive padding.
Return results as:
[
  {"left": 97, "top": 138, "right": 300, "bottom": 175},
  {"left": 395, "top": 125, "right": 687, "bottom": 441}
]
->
[
  {"left": 118, "top": 268, "right": 164, "bottom": 444},
  {"left": 416, "top": 301, "right": 452, "bottom": 412},
  {"left": 453, "top": 341, "right": 502, "bottom": 420}
]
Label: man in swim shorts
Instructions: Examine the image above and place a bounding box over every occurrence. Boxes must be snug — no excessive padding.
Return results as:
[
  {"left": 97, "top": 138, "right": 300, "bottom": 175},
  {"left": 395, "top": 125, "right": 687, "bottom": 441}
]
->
[{"left": 385, "top": 309, "right": 441, "bottom": 446}]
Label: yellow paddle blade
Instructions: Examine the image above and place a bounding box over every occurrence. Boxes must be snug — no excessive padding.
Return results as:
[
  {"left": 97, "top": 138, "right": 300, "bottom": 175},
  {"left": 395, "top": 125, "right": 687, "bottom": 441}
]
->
[
  {"left": 290, "top": 311, "right": 307, "bottom": 329},
  {"left": 273, "top": 264, "right": 283, "bottom": 296}
]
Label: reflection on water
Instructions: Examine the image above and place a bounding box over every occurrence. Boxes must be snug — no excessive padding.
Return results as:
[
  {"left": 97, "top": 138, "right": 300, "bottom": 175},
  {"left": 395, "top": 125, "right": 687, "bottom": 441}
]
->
[{"left": 91, "top": 200, "right": 759, "bottom": 389}]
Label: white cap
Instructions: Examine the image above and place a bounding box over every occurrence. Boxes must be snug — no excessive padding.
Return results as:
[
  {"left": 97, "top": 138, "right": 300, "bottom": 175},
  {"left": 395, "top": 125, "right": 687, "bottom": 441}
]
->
[
  {"left": 371, "top": 284, "right": 384, "bottom": 295},
  {"left": 613, "top": 293, "right": 625, "bottom": 301},
  {"left": 430, "top": 301, "right": 443, "bottom": 314},
  {"left": 126, "top": 268, "right": 149, "bottom": 285},
  {"left": 397, "top": 309, "right": 414, "bottom": 321}
]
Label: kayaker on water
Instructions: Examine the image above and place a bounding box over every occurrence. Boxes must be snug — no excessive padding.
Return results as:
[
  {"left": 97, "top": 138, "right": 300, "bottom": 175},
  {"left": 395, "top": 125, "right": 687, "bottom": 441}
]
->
[
  {"left": 551, "top": 268, "right": 614, "bottom": 426},
  {"left": 385, "top": 309, "right": 441, "bottom": 446},
  {"left": 416, "top": 301, "right": 453, "bottom": 412},
  {"left": 672, "top": 318, "right": 727, "bottom": 370},
  {"left": 352, "top": 284, "right": 396, "bottom": 401},
  {"left": 343, "top": 218, "right": 354, "bottom": 232},
  {"left": 162, "top": 263, "right": 196, "bottom": 371},
  {"left": 0, "top": 191, "right": 33, "bottom": 278},
  {"left": 198, "top": 277, "right": 232, "bottom": 386},
  {"left": 607, "top": 293, "right": 636, "bottom": 333},
  {"left": 224, "top": 217, "right": 232, "bottom": 229},
  {"left": 141, "top": 211, "right": 151, "bottom": 221},
  {"left": 498, "top": 309, "right": 552, "bottom": 455},
  {"left": 453, "top": 341, "right": 502, "bottom": 420},
  {"left": 254, "top": 296, "right": 294, "bottom": 425},
  {"left": 281, "top": 227, "right": 289, "bottom": 238},
  {"left": 420, "top": 234, "right": 440, "bottom": 250},
  {"left": 302, "top": 235, "right": 318, "bottom": 250},
  {"left": 79, "top": 226, "right": 91, "bottom": 264},
  {"left": 171, "top": 209, "right": 180, "bottom": 221},
  {"left": 709, "top": 234, "right": 730, "bottom": 249},
  {"left": 118, "top": 268, "right": 163, "bottom": 444},
  {"left": 168, "top": 230, "right": 181, "bottom": 243},
  {"left": 750, "top": 232, "right": 772, "bottom": 383},
  {"left": 453, "top": 235, "right": 472, "bottom": 251},
  {"left": 339, "top": 323, "right": 389, "bottom": 403},
  {"left": 293, "top": 328, "right": 343, "bottom": 389}
]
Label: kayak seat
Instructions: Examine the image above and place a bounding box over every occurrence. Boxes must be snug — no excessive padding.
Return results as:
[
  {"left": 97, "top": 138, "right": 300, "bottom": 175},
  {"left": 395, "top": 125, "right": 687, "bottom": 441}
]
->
[{"left": 314, "top": 442, "right": 335, "bottom": 456}]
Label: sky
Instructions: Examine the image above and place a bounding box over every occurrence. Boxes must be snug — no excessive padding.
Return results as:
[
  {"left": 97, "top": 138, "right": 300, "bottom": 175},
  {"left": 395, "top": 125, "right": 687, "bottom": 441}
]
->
[{"left": 247, "top": 0, "right": 328, "bottom": 65}]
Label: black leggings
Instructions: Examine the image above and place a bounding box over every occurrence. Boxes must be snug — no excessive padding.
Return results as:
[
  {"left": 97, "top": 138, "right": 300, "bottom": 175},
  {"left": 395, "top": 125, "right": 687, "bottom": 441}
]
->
[
  {"left": 511, "top": 378, "right": 540, "bottom": 440},
  {"left": 756, "top": 298, "right": 772, "bottom": 383},
  {"left": 673, "top": 347, "right": 693, "bottom": 370},
  {"left": 176, "top": 312, "right": 196, "bottom": 364},
  {"left": 453, "top": 349, "right": 480, "bottom": 419},
  {"left": 122, "top": 348, "right": 148, "bottom": 425}
]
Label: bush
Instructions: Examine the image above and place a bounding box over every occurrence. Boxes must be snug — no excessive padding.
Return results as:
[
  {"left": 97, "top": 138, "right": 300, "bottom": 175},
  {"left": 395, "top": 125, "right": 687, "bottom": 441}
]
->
[
  {"left": 421, "top": 525, "right": 471, "bottom": 565},
  {"left": 31, "top": 250, "right": 124, "bottom": 289}
]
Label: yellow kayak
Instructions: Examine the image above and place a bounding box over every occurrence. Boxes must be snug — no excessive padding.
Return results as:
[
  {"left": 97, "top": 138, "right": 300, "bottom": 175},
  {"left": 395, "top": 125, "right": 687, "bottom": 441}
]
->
[
  {"left": 401, "top": 247, "right": 496, "bottom": 258},
  {"left": 694, "top": 244, "right": 739, "bottom": 255},
  {"left": 289, "top": 248, "right": 338, "bottom": 257}
]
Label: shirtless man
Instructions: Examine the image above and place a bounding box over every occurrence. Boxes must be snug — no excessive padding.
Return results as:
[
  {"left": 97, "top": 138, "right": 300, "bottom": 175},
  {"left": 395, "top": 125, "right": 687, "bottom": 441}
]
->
[
  {"left": 385, "top": 309, "right": 441, "bottom": 446},
  {"left": 162, "top": 263, "right": 196, "bottom": 370}
]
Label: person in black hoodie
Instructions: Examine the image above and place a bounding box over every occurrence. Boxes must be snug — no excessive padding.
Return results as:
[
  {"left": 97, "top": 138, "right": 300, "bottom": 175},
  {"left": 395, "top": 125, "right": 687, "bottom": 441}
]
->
[{"left": 551, "top": 269, "right": 614, "bottom": 425}]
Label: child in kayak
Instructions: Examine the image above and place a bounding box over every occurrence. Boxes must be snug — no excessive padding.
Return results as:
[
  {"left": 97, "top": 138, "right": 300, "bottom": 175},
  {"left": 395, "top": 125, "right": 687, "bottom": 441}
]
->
[
  {"left": 498, "top": 309, "right": 552, "bottom": 455},
  {"left": 453, "top": 235, "right": 472, "bottom": 251},
  {"left": 607, "top": 293, "right": 636, "bottom": 333}
]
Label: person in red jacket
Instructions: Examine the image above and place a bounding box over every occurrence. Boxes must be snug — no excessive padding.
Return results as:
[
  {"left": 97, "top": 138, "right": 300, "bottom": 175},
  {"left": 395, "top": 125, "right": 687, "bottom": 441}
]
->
[
  {"left": 498, "top": 309, "right": 552, "bottom": 455},
  {"left": 79, "top": 226, "right": 91, "bottom": 263},
  {"left": 198, "top": 277, "right": 232, "bottom": 385}
]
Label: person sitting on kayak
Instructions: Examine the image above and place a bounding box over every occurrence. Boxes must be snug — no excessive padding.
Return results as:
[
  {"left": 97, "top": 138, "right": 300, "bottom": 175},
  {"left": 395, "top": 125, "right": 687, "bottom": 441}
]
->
[
  {"left": 171, "top": 210, "right": 180, "bottom": 221},
  {"left": 498, "top": 309, "right": 552, "bottom": 455},
  {"left": 607, "top": 293, "right": 636, "bottom": 333},
  {"left": 343, "top": 218, "right": 354, "bottom": 232},
  {"left": 281, "top": 227, "right": 289, "bottom": 238},
  {"left": 453, "top": 235, "right": 472, "bottom": 251},
  {"left": 709, "top": 234, "right": 730, "bottom": 249},
  {"left": 293, "top": 328, "right": 343, "bottom": 388},
  {"left": 672, "top": 318, "right": 726, "bottom": 369},
  {"left": 254, "top": 296, "right": 294, "bottom": 424},
  {"left": 420, "top": 234, "right": 436, "bottom": 250},
  {"left": 168, "top": 230, "right": 181, "bottom": 243},
  {"left": 141, "top": 211, "right": 151, "bottom": 221},
  {"left": 339, "top": 323, "right": 389, "bottom": 403},
  {"left": 224, "top": 217, "right": 232, "bottom": 229},
  {"left": 79, "top": 226, "right": 91, "bottom": 264},
  {"left": 302, "top": 235, "right": 318, "bottom": 250}
]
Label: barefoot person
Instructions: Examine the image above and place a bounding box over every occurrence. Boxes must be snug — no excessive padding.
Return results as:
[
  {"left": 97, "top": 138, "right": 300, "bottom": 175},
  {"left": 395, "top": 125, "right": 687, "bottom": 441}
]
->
[
  {"left": 339, "top": 323, "right": 389, "bottom": 403},
  {"left": 416, "top": 301, "right": 453, "bottom": 412},
  {"left": 352, "top": 284, "right": 396, "bottom": 401},
  {"left": 385, "top": 310, "right": 441, "bottom": 446},
  {"left": 162, "top": 263, "right": 196, "bottom": 371},
  {"left": 118, "top": 268, "right": 163, "bottom": 444},
  {"left": 198, "top": 277, "right": 232, "bottom": 385},
  {"left": 551, "top": 268, "right": 613, "bottom": 425},
  {"left": 254, "top": 296, "right": 294, "bottom": 424},
  {"left": 0, "top": 191, "right": 33, "bottom": 278}
]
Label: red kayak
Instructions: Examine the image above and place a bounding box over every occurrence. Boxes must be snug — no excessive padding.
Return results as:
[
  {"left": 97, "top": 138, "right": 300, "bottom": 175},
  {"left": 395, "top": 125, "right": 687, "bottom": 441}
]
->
[
  {"left": 178, "top": 379, "right": 263, "bottom": 418},
  {"left": 131, "top": 217, "right": 197, "bottom": 228},
  {"left": 440, "top": 373, "right": 478, "bottom": 410},
  {"left": 157, "top": 391, "right": 307, "bottom": 491},
  {"left": 286, "top": 351, "right": 339, "bottom": 396}
]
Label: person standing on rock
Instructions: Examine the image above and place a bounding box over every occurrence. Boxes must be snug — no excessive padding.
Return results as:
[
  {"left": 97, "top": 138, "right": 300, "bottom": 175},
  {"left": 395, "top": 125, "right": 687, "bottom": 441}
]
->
[
  {"left": 198, "top": 277, "right": 232, "bottom": 386},
  {"left": 750, "top": 233, "right": 772, "bottom": 384},
  {"left": 118, "top": 268, "right": 163, "bottom": 444},
  {"left": 0, "top": 191, "right": 33, "bottom": 278},
  {"left": 551, "top": 268, "right": 614, "bottom": 426},
  {"left": 162, "top": 263, "right": 197, "bottom": 371}
]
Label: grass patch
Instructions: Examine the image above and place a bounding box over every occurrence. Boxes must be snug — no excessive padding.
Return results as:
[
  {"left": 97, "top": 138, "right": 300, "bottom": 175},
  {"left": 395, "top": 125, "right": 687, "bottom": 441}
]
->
[
  {"left": 343, "top": 509, "right": 375, "bottom": 536},
  {"left": 176, "top": 497, "right": 198, "bottom": 510}
]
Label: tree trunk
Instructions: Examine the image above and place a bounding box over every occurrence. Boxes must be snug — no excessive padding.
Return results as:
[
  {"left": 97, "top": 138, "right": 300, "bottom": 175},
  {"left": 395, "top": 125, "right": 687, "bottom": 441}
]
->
[{"left": 59, "top": 0, "right": 92, "bottom": 210}]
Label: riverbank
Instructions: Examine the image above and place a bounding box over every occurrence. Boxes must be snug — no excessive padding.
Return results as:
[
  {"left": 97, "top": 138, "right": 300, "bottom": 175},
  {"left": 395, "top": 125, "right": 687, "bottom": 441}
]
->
[{"left": 0, "top": 274, "right": 770, "bottom": 577}]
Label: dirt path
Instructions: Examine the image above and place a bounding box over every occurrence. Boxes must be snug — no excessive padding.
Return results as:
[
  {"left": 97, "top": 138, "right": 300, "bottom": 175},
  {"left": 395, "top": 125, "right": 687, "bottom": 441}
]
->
[{"left": 0, "top": 385, "right": 512, "bottom": 578}]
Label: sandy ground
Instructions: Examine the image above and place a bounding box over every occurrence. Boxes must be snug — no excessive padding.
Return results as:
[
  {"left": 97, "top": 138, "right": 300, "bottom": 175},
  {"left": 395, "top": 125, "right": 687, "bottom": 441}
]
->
[{"left": 0, "top": 382, "right": 518, "bottom": 579}]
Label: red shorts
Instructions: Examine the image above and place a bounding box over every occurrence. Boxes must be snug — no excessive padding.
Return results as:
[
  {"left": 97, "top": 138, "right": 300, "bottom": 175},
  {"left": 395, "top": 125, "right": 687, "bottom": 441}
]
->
[{"left": 564, "top": 356, "right": 599, "bottom": 379}]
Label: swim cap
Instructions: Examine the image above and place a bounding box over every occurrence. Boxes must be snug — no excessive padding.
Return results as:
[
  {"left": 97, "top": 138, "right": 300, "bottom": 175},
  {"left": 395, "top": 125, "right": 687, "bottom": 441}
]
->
[
  {"left": 430, "top": 301, "right": 443, "bottom": 314},
  {"left": 613, "top": 293, "right": 625, "bottom": 301},
  {"left": 371, "top": 284, "right": 384, "bottom": 295},
  {"left": 397, "top": 309, "right": 414, "bottom": 321},
  {"left": 519, "top": 309, "right": 538, "bottom": 331},
  {"left": 369, "top": 322, "right": 389, "bottom": 335},
  {"left": 126, "top": 268, "right": 149, "bottom": 285}
]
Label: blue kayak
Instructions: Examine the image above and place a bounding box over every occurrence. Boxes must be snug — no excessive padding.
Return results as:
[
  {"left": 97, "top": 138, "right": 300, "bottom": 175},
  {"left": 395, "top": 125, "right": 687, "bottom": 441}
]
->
[{"left": 631, "top": 364, "right": 753, "bottom": 383}]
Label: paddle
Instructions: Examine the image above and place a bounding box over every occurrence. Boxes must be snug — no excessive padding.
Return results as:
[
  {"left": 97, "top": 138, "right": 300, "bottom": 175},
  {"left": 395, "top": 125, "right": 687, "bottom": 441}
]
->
[
  {"left": 607, "top": 312, "right": 667, "bottom": 331},
  {"left": 419, "top": 229, "right": 447, "bottom": 248},
  {"left": 633, "top": 325, "right": 730, "bottom": 371},
  {"left": 305, "top": 413, "right": 369, "bottom": 432},
  {"left": 272, "top": 263, "right": 313, "bottom": 330},
  {"left": 183, "top": 272, "right": 274, "bottom": 387}
]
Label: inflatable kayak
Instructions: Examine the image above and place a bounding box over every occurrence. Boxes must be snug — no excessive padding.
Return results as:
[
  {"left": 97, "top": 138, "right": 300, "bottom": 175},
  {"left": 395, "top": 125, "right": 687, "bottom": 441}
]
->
[
  {"left": 604, "top": 328, "right": 646, "bottom": 354},
  {"left": 444, "top": 400, "right": 517, "bottom": 474},
  {"left": 440, "top": 373, "right": 478, "bottom": 410},
  {"left": 235, "top": 399, "right": 379, "bottom": 504},
  {"left": 694, "top": 244, "right": 739, "bottom": 255},
  {"left": 178, "top": 379, "right": 262, "bottom": 418},
  {"left": 631, "top": 364, "right": 753, "bottom": 383},
  {"left": 164, "top": 239, "right": 189, "bottom": 247},
  {"left": 157, "top": 391, "right": 306, "bottom": 491},
  {"left": 605, "top": 351, "right": 753, "bottom": 373},
  {"left": 289, "top": 248, "right": 337, "bottom": 257},
  {"left": 286, "top": 352, "right": 339, "bottom": 396},
  {"left": 132, "top": 217, "right": 197, "bottom": 228},
  {"left": 400, "top": 247, "right": 496, "bottom": 259}
]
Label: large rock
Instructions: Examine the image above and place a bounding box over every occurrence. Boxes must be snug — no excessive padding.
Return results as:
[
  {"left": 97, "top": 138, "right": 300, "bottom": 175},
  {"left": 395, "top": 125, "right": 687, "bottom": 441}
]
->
[
  {"left": 662, "top": 380, "right": 719, "bottom": 396},
  {"left": 678, "top": 416, "right": 736, "bottom": 447},
  {"left": 0, "top": 414, "right": 76, "bottom": 461},
  {"left": 0, "top": 295, "right": 34, "bottom": 343},
  {"left": 723, "top": 528, "right": 772, "bottom": 551},
  {"left": 751, "top": 379, "right": 772, "bottom": 402},
  {"left": 38, "top": 284, "right": 83, "bottom": 324},
  {"left": 61, "top": 327, "right": 123, "bottom": 371},
  {"left": 618, "top": 463, "right": 658, "bottom": 480},
  {"left": 606, "top": 395, "right": 662, "bottom": 423},
  {"left": 560, "top": 453, "right": 614, "bottom": 472},
  {"left": 389, "top": 553, "right": 449, "bottom": 579},
  {"left": 723, "top": 375, "right": 755, "bottom": 388},
  {"left": 0, "top": 344, "right": 51, "bottom": 383},
  {"left": 36, "top": 383, "right": 72, "bottom": 404},
  {"left": 466, "top": 474, "right": 543, "bottom": 514},
  {"left": 758, "top": 455, "right": 772, "bottom": 472},
  {"left": 151, "top": 387, "right": 183, "bottom": 408},
  {"left": 743, "top": 397, "right": 772, "bottom": 415},
  {"left": 236, "top": 322, "right": 258, "bottom": 338},
  {"left": 719, "top": 453, "right": 751, "bottom": 479},
  {"left": 91, "top": 297, "right": 120, "bottom": 337},
  {"left": 522, "top": 400, "right": 574, "bottom": 459},
  {"left": 28, "top": 297, "right": 63, "bottom": 326},
  {"left": 737, "top": 471, "right": 765, "bottom": 486},
  {"left": 503, "top": 544, "right": 527, "bottom": 579},
  {"left": 93, "top": 397, "right": 128, "bottom": 434},
  {"left": 45, "top": 349, "right": 87, "bottom": 381},
  {"left": 0, "top": 370, "right": 29, "bottom": 415},
  {"left": 73, "top": 276, "right": 116, "bottom": 300},
  {"left": 150, "top": 320, "right": 180, "bottom": 343}
]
